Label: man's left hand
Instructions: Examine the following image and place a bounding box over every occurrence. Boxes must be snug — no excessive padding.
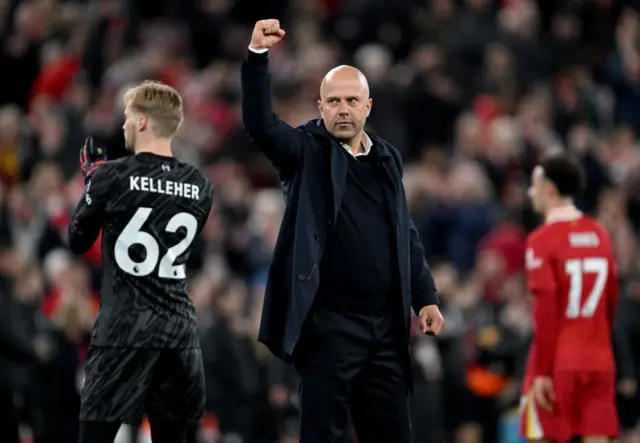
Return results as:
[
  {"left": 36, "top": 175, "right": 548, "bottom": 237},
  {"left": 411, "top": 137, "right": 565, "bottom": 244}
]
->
[
  {"left": 80, "top": 136, "right": 107, "bottom": 185},
  {"left": 532, "top": 376, "right": 555, "bottom": 411},
  {"left": 418, "top": 305, "right": 445, "bottom": 336}
]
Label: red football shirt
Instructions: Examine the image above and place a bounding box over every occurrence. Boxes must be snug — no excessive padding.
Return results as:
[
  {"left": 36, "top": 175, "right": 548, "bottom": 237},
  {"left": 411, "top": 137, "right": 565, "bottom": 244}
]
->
[{"left": 525, "top": 209, "right": 618, "bottom": 377}]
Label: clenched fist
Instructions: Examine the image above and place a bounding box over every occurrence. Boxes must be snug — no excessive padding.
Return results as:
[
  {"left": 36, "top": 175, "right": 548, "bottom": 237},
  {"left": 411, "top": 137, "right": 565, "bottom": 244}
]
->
[
  {"left": 250, "top": 19, "right": 286, "bottom": 50},
  {"left": 418, "top": 305, "right": 445, "bottom": 336}
]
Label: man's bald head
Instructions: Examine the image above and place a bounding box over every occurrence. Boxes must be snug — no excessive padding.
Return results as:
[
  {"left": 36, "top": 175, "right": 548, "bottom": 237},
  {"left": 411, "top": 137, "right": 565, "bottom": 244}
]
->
[
  {"left": 318, "top": 65, "right": 372, "bottom": 144},
  {"left": 320, "top": 65, "right": 370, "bottom": 100}
]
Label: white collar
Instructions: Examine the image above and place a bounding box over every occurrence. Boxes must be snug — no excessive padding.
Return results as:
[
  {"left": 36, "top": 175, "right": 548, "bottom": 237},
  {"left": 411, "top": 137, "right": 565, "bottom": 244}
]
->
[
  {"left": 341, "top": 132, "right": 373, "bottom": 158},
  {"left": 546, "top": 205, "right": 582, "bottom": 223}
]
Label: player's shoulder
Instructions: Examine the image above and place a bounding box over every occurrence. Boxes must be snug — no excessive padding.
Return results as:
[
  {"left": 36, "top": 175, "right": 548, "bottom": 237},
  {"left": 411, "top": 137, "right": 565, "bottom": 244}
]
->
[
  {"left": 575, "top": 215, "right": 613, "bottom": 249},
  {"left": 174, "top": 159, "right": 210, "bottom": 180},
  {"left": 109, "top": 156, "right": 131, "bottom": 166},
  {"left": 124, "top": 154, "right": 210, "bottom": 182},
  {"left": 527, "top": 215, "right": 613, "bottom": 253},
  {"left": 170, "top": 160, "right": 213, "bottom": 193},
  {"left": 95, "top": 156, "right": 128, "bottom": 172},
  {"left": 97, "top": 155, "right": 139, "bottom": 179},
  {"left": 578, "top": 215, "right": 609, "bottom": 235},
  {"left": 525, "top": 225, "right": 553, "bottom": 272},
  {"left": 526, "top": 222, "right": 559, "bottom": 249},
  {"left": 90, "top": 157, "right": 128, "bottom": 184},
  {"left": 525, "top": 219, "right": 574, "bottom": 261}
]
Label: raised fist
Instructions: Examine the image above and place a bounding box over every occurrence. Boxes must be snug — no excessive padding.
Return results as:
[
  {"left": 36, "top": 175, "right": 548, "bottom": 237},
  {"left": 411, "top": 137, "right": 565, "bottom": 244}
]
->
[{"left": 250, "top": 19, "right": 285, "bottom": 50}]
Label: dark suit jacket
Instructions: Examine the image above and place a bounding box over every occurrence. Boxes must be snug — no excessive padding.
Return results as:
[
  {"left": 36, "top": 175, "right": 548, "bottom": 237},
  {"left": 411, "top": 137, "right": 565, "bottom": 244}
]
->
[{"left": 241, "top": 50, "right": 438, "bottom": 361}]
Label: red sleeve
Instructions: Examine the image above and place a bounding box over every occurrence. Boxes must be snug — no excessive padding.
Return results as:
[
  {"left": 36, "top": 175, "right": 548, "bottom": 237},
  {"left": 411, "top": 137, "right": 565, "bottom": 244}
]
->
[
  {"left": 607, "top": 258, "right": 619, "bottom": 327},
  {"left": 526, "top": 237, "right": 560, "bottom": 377}
]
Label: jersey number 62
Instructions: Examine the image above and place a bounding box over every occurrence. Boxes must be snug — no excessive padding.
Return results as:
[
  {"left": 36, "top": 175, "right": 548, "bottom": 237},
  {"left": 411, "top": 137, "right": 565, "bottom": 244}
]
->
[{"left": 115, "top": 207, "right": 198, "bottom": 279}]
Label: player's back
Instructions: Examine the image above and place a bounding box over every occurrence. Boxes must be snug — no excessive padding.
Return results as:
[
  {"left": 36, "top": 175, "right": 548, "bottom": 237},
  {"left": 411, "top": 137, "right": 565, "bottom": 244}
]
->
[
  {"left": 527, "top": 215, "right": 617, "bottom": 372},
  {"left": 94, "top": 152, "right": 213, "bottom": 349}
]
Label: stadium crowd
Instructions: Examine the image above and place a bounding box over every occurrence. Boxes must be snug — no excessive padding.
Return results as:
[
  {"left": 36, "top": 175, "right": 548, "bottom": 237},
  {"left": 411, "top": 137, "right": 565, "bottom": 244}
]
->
[{"left": 2, "top": 0, "right": 640, "bottom": 442}]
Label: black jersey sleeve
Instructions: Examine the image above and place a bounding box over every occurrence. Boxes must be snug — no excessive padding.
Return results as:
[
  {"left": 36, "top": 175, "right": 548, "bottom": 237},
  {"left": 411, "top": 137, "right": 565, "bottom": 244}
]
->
[
  {"left": 68, "top": 163, "right": 113, "bottom": 254},
  {"left": 201, "top": 178, "right": 214, "bottom": 229}
]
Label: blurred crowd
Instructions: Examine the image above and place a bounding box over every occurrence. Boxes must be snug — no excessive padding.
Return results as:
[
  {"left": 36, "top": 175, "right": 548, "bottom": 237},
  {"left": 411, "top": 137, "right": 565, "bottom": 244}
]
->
[{"left": 3, "top": 0, "right": 640, "bottom": 443}]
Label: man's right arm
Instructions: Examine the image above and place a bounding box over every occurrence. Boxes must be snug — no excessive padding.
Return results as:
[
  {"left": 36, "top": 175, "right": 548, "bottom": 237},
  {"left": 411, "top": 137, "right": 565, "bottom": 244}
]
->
[
  {"left": 606, "top": 256, "right": 619, "bottom": 327},
  {"left": 241, "top": 47, "right": 304, "bottom": 174},
  {"left": 526, "top": 235, "right": 560, "bottom": 378},
  {"left": 68, "top": 163, "right": 112, "bottom": 254}
]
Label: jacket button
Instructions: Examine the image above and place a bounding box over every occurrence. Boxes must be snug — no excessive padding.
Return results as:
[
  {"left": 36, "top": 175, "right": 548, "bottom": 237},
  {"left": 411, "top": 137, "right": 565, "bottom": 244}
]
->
[{"left": 297, "top": 274, "right": 305, "bottom": 281}]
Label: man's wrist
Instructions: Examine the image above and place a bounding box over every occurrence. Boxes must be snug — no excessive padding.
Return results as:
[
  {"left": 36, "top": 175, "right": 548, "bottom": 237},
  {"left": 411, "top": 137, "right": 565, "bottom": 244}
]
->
[
  {"left": 413, "top": 290, "right": 439, "bottom": 314},
  {"left": 246, "top": 46, "right": 269, "bottom": 65},
  {"left": 534, "top": 374, "right": 552, "bottom": 381},
  {"left": 534, "top": 368, "right": 552, "bottom": 378},
  {"left": 419, "top": 304, "right": 438, "bottom": 315},
  {"left": 248, "top": 46, "right": 269, "bottom": 54}
]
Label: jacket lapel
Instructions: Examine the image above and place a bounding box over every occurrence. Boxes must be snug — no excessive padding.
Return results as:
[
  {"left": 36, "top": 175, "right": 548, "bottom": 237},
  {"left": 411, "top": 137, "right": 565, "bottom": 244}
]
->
[
  {"left": 330, "top": 143, "right": 348, "bottom": 227},
  {"left": 306, "top": 120, "right": 394, "bottom": 228},
  {"left": 380, "top": 159, "right": 399, "bottom": 217},
  {"left": 328, "top": 132, "right": 397, "bottom": 228}
]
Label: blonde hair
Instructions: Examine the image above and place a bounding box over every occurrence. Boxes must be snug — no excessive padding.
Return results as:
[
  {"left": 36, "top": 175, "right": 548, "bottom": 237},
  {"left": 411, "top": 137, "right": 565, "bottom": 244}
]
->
[{"left": 124, "top": 80, "right": 183, "bottom": 138}]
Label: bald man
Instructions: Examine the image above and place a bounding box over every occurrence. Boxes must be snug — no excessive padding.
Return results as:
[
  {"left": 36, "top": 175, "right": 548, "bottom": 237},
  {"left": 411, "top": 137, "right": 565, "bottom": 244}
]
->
[{"left": 241, "top": 19, "right": 444, "bottom": 443}]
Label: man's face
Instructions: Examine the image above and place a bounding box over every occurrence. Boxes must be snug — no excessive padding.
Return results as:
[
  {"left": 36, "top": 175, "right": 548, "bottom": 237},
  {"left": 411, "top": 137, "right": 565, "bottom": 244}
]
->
[
  {"left": 528, "top": 166, "right": 548, "bottom": 214},
  {"left": 318, "top": 74, "right": 372, "bottom": 142}
]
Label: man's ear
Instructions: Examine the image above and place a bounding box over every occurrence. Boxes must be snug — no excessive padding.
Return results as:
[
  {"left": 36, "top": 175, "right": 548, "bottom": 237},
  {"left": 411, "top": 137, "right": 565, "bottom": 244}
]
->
[{"left": 138, "top": 115, "right": 148, "bottom": 132}]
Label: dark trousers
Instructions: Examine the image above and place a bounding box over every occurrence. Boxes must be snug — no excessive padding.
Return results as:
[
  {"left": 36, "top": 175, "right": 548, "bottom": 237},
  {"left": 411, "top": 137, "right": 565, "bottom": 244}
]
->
[{"left": 294, "top": 309, "right": 412, "bottom": 443}]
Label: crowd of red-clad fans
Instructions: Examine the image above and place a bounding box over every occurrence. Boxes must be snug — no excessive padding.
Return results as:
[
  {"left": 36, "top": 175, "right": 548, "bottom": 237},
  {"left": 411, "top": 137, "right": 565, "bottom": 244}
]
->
[{"left": 3, "top": 0, "right": 640, "bottom": 443}]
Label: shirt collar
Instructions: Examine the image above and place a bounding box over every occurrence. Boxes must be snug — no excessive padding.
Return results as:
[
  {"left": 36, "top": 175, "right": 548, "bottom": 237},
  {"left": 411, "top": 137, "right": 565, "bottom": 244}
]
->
[
  {"left": 341, "top": 132, "right": 373, "bottom": 157},
  {"left": 546, "top": 205, "right": 582, "bottom": 223}
]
